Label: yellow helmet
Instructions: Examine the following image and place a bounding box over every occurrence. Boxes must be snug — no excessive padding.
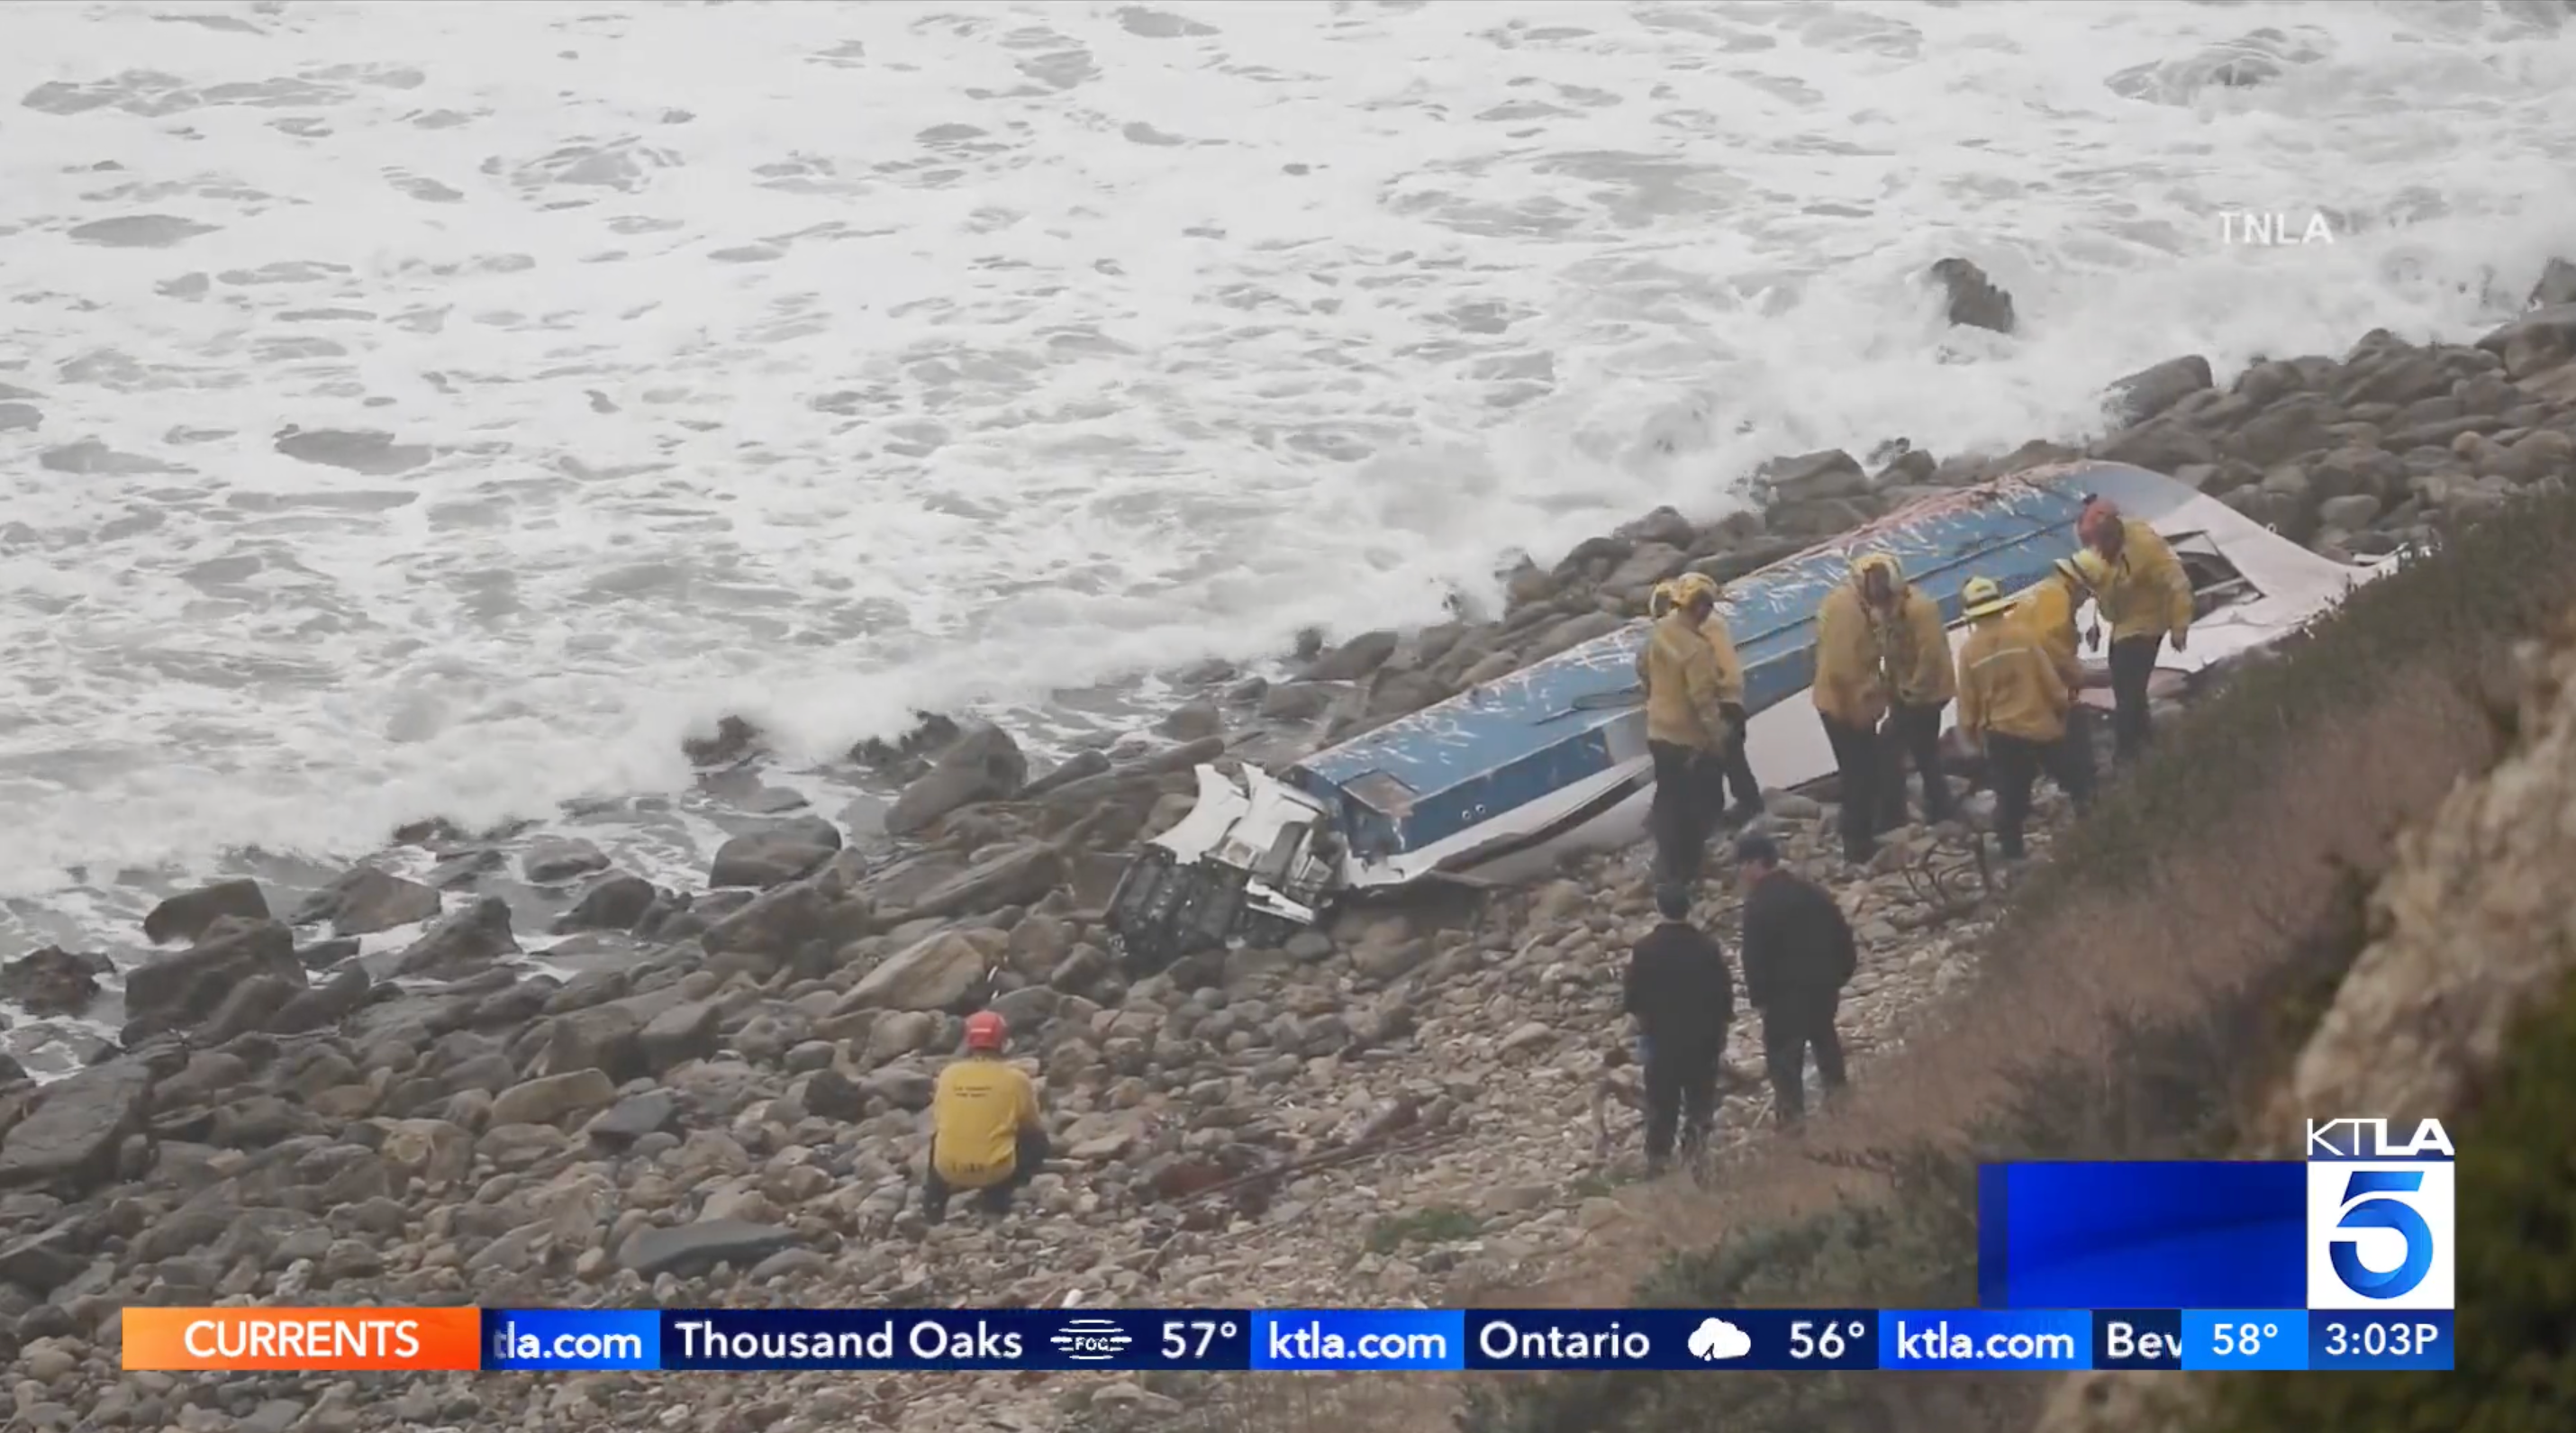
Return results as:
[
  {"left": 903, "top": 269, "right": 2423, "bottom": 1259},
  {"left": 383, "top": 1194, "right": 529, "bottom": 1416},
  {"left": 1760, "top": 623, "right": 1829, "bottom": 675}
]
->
[
  {"left": 1646, "top": 581, "right": 1676, "bottom": 617},
  {"left": 1667, "top": 571, "right": 1721, "bottom": 608},
  {"left": 1961, "top": 575, "right": 2014, "bottom": 620},
  {"left": 2069, "top": 549, "right": 2112, "bottom": 588}
]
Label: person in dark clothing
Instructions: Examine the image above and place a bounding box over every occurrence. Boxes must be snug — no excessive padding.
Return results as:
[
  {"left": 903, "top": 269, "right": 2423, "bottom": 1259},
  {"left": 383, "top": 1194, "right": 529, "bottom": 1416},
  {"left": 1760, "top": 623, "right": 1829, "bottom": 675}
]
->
[
  {"left": 1733, "top": 833, "right": 1855, "bottom": 1127},
  {"left": 1621, "top": 883, "right": 1737, "bottom": 1175}
]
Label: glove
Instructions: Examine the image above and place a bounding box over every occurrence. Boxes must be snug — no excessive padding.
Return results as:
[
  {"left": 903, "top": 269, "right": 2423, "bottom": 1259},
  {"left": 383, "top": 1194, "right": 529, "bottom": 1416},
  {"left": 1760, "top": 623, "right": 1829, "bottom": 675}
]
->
[{"left": 2170, "top": 630, "right": 2189, "bottom": 653}]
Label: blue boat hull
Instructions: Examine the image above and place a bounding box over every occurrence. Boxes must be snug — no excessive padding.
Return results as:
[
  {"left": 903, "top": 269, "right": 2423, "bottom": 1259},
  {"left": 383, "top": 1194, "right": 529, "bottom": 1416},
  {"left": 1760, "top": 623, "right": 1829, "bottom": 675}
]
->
[{"left": 1285, "top": 462, "right": 2199, "bottom": 883}]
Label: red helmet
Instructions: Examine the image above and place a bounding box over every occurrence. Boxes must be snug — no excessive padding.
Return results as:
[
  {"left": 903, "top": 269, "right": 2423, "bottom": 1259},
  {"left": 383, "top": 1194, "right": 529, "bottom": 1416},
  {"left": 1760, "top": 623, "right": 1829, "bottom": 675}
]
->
[{"left": 964, "top": 1010, "right": 1009, "bottom": 1051}]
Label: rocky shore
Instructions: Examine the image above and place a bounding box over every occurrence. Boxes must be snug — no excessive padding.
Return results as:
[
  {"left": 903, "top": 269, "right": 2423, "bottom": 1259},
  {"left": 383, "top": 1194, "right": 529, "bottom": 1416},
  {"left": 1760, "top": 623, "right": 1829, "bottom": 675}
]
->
[{"left": 6, "top": 263, "right": 2576, "bottom": 1433}]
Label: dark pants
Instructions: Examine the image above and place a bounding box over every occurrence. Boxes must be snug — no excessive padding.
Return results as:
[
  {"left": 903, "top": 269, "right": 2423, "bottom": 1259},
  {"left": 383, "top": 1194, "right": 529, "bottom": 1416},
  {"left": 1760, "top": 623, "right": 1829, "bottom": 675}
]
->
[
  {"left": 1642, "top": 1043, "right": 1721, "bottom": 1165},
  {"left": 921, "top": 1127, "right": 1051, "bottom": 1221},
  {"left": 1649, "top": 739, "right": 1725, "bottom": 882},
  {"left": 1761, "top": 996, "right": 1847, "bottom": 1126},
  {"left": 1879, "top": 700, "right": 1954, "bottom": 828},
  {"left": 1716, "top": 736, "right": 1764, "bottom": 815},
  {"left": 1986, "top": 730, "right": 2095, "bottom": 859},
  {"left": 1819, "top": 713, "right": 1882, "bottom": 863},
  {"left": 2108, "top": 635, "right": 2163, "bottom": 763}
]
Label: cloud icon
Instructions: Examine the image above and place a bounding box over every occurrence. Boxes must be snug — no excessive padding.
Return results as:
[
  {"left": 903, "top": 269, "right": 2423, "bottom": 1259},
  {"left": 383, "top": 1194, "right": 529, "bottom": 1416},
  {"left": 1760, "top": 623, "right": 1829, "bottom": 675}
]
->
[{"left": 1689, "top": 1319, "right": 1752, "bottom": 1361}]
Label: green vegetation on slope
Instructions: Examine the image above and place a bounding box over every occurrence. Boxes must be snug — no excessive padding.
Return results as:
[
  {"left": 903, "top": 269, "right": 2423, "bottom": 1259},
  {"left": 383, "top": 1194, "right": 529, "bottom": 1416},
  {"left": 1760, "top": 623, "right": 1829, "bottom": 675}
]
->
[{"left": 1462, "top": 485, "right": 2576, "bottom": 1433}]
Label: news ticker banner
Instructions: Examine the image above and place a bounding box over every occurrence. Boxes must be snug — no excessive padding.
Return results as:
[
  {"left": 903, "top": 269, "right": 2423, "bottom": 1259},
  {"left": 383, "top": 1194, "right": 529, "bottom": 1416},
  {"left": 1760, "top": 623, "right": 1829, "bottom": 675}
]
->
[{"left": 121, "top": 1306, "right": 2452, "bottom": 1374}]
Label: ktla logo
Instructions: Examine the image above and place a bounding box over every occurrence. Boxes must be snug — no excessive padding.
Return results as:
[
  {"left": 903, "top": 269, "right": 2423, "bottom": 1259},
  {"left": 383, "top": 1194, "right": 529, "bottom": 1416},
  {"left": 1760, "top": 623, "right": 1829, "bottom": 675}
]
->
[{"left": 2305, "top": 1117, "right": 2455, "bottom": 1311}]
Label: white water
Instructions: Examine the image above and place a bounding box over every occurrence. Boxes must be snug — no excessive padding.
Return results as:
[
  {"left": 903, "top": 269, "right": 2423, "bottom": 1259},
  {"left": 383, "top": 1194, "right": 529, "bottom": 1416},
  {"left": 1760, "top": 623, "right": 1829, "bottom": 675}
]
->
[{"left": 5, "top": 0, "right": 2576, "bottom": 968}]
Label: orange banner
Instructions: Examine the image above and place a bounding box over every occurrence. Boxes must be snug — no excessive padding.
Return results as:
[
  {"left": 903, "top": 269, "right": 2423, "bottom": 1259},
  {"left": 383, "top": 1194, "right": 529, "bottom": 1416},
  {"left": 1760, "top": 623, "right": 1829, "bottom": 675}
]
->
[{"left": 122, "top": 1307, "right": 484, "bottom": 1371}]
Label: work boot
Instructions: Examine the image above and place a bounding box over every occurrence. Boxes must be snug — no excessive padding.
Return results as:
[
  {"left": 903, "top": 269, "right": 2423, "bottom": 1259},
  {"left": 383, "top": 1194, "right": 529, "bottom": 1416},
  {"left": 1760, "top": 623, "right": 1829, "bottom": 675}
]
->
[{"left": 1720, "top": 799, "right": 1764, "bottom": 829}]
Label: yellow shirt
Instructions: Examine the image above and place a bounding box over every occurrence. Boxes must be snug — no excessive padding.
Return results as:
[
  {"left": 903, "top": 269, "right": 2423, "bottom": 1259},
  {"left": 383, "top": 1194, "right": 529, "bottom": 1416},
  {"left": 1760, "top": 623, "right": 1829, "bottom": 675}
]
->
[
  {"left": 1635, "top": 608, "right": 1728, "bottom": 751},
  {"left": 1957, "top": 619, "right": 2073, "bottom": 745},
  {"left": 2012, "top": 576, "right": 2085, "bottom": 690},
  {"left": 2096, "top": 519, "right": 2194, "bottom": 643},
  {"left": 930, "top": 1057, "right": 1039, "bottom": 1189}
]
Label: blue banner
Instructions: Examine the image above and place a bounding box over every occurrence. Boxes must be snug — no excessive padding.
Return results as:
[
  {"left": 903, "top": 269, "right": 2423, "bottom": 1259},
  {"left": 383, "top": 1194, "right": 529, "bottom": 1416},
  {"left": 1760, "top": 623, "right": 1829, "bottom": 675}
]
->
[
  {"left": 1978, "top": 1161, "right": 2308, "bottom": 1310},
  {"left": 2308, "top": 1311, "right": 2453, "bottom": 1372},
  {"left": 2179, "top": 1311, "right": 2308, "bottom": 1372},
  {"left": 483, "top": 1310, "right": 660, "bottom": 1371},
  {"left": 1877, "top": 1310, "right": 2092, "bottom": 1371}
]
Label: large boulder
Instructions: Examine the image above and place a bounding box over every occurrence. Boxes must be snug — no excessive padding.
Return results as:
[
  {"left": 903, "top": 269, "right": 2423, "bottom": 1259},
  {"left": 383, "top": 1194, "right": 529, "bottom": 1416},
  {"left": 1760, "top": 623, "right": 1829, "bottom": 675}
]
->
[
  {"left": 122, "top": 917, "right": 305, "bottom": 1031},
  {"left": 390, "top": 896, "right": 519, "bottom": 980},
  {"left": 1929, "top": 257, "right": 2015, "bottom": 334},
  {"left": 293, "top": 865, "right": 441, "bottom": 937},
  {"left": 708, "top": 815, "right": 843, "bottom": 889},
  {"left": 884, "top": 723, "right": 1027, "bottom": 836},
  {"left": 840, "top": 927, "right": 1006, "bottom": 1012},
  {"left": 2106, "top": 355, "right": 2213, "bottom": 426},
  {"left": 0, "top": 946, "right": 108, "bottom": 1017},
  {"left": 0, "top": 1058, "right": 153, "bottom": 1193},
  {"left": 903, "top": 843, "right": 1065, "bottom": 921},
  {"left": 142, "top": 878, "right": 269, "bottom": 945}
]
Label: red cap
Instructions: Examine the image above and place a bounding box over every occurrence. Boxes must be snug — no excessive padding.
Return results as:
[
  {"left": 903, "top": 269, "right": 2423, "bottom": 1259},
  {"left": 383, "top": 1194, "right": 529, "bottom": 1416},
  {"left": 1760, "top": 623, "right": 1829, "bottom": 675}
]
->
[{"left": 964, "top": 1010, "right": 1009, "bottom": 1051}]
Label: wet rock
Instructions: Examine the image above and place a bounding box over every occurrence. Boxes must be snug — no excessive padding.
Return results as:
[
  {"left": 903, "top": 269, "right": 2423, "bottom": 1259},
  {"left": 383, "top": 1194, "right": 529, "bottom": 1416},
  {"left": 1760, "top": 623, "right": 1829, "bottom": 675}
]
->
[
  {"left": 620, "top": 1220, "right": 798, "bottom": 1280},
  {"left": 709, "top": 816, "right": 843, "bottom": 889},
  {"left": 0, "top": 1059, "right": 151, "bottom": 1192},
  {"left": 0, "top": 948, "right": 106, "bottom": 1019},
  {"left": 1022, "top": 748, "right": 1111, "bottom": 797},
  {"left": 702, "top": 875, "right": 842, "bottom": 957},
  {"left": 541, "top": 1003, "right": 644, "bottom": 1082},
  {"left": 198, "top": 974, "right": 296, "bottom": 1045},
  {"left": 522, "top": 837, "right": 610, "bottom": 884},
  {"left": 1257, "top": 682, "right": 1340, "bottom": 721},
  {"left": 268, "top": 965, "right": 371, "bottom": 1036},
  {"left": 2477, "top": 304, "right": 2576, "bottom": 380},
  {"left": 2106, "top": 355, "right": 2213, "bottom": 425},
  {"left": 905, "top": 843, "right": 1064, "bottom": 921},
  {"left": 390, "top": 896, "right": 518, "bottom": 979},
  {"left": 0, "top": 1222, "right": 93, "bottom": 1296},
  {"left": 884, "top": 722, "right": 1028, "bottom": 836},
  {"left": 294, "top": 865, "right": 441, "bottom": 937},
  {"left": 1158, "top": 701, "right": 1222, "bottom": 741},
  {"left": 841, "top": 928, "right": 1005, "bottom": 1011},
  {"left": 554, "top": 874, "right": 658, "bottom": 934},
  {"left": 1301, "top": 630, "right": 1399, "bottom": 682},
  {"left": 1928, "top": 257, "right": 2015, "bottom": 334},
  {"left": 685, "top": 714, "right": 765, "bottom": 767},
  {"left": 638, "top": 1000, "right": 721, "bottom": 1074},
  {"left": 142, "top": 878, "right": 269, "bottom": 944},
  {"left": 2531, "top": 257, "right": 2576, "bottom": 312},
  {"left": 123, "top": 917, "right": 304, "bottom": 1031},
  {"left": 1759, "top": 449, "right": 1867, "bottom": 503},
  {"left": 2093, "top": 416, "right": 2218, "bottom": 473}
]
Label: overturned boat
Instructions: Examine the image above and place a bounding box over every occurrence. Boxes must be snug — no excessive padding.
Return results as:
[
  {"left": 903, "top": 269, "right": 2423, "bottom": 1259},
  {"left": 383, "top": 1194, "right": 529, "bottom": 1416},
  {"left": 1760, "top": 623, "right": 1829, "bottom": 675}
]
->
[{"left": 1105, "top": 460, "right": 2393, "bottom": 971}]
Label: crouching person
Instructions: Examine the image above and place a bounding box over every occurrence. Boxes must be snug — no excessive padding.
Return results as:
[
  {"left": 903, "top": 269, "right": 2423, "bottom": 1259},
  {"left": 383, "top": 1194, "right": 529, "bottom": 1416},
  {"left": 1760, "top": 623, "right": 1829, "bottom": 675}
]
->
[{"left": 923, "top": 1010, "right": 1050, "bottom": 1223}]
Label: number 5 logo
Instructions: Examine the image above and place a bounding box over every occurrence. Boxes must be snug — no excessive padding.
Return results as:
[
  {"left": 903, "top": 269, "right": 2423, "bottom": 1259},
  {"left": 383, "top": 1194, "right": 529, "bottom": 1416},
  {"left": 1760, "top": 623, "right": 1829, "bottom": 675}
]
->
[{"left": 2330, "top": 1171, "right": 2434, "bottom": 1300}]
